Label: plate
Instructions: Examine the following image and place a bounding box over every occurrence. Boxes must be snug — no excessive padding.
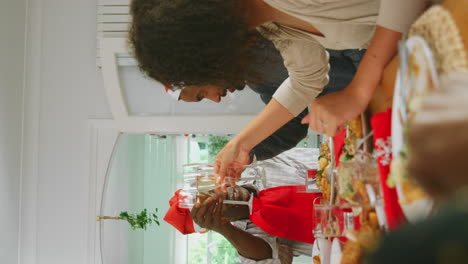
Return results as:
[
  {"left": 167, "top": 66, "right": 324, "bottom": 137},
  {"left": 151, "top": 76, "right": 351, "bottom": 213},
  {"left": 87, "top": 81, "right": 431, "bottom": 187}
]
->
[{"left": 391, "top": 36, "right": 438, "bottom": 223}]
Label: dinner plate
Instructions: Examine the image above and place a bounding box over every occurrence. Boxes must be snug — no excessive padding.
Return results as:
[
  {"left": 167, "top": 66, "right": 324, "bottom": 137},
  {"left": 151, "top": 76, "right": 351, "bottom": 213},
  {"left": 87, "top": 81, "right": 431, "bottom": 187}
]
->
[{"left": 391, "top": 36, "right": 438, "bottom": 223}]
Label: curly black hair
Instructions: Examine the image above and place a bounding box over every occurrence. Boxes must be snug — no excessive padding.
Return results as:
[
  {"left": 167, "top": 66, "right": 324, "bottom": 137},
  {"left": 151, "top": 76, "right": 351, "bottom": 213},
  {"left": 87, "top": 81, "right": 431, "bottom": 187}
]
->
[{"left": 129, "top": 0, "right": 273, "bottom": 90}]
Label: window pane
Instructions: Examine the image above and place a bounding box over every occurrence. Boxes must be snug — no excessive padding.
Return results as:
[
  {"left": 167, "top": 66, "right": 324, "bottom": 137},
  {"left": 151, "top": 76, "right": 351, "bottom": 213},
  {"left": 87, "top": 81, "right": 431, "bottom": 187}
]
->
[{"left": 188, "top": 232, "right": 240, "bottom": 264}]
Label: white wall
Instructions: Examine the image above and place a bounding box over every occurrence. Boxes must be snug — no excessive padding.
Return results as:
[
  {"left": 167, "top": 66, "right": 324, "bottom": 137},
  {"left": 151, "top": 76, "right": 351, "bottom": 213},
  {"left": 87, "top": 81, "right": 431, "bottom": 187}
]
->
[
  {"left": 0, "top": 0, "right": 27, "bottom": 263},
  {"left": 20, "top": 0, "right": 113, "bottom": 263}
]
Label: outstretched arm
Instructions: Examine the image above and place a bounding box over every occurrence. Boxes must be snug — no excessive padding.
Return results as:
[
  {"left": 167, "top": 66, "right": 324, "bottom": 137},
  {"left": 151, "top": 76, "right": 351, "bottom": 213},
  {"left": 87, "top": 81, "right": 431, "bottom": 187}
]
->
[
  {"left": 305, "top": 26, "right": 402, "bottom": 136},
  {"left": 214, "top": 98, "right": 295, "bottom": 184},
  {"left": 191, "top": 197, "right": 273, "bottom": 260},
  {"left": 305, "top": 0, "right": 435, "bottom": 136},
  {"left": 250, "top": 107, "right": 308, "bottom": 161},
  {"left": 248, "top": 80, "right": 309, "bottom": 161}
]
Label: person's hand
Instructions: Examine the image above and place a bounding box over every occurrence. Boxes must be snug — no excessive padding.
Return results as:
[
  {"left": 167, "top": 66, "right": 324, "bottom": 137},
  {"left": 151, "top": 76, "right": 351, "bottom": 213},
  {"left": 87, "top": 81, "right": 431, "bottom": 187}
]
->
[
  {"left": 302, "top": 87, "right": 368, "bottom": 136},
  {"left": 214, "top": 137, "right": 251, "bottom": 187},
  {"left": 190, "top": 196, "right": 231, "bottom": 233}
]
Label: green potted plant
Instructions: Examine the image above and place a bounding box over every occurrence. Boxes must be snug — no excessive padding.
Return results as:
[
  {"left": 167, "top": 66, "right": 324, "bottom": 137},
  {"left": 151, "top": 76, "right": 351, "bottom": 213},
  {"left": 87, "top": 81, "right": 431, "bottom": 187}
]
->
[{"left": 97, "top": 208, "right": 160, "bottom": 230}]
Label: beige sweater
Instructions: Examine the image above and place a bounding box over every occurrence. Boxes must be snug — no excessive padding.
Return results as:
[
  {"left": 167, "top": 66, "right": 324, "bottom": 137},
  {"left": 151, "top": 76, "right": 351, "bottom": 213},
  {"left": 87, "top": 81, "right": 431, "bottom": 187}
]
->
[{"left": 258, "top": 0, "right": 433, "bottom": 117}]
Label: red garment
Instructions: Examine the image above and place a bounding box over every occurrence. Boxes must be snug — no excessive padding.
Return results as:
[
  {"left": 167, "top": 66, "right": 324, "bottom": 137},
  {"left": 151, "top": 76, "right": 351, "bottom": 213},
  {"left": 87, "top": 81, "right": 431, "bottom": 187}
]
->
[
  {"left": 371, "top": 109, "right": 406, "bottom": 230},
  {"left": 250, "top": 185, "right": 322, "bottom": 244},
  {"left": 164, "top": 189, "right": 196, "bottom": 234}
]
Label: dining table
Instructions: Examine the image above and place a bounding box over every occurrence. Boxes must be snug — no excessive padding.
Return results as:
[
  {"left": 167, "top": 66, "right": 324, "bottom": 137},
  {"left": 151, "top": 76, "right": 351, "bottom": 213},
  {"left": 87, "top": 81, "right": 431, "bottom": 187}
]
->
[{"left": 317, "top": 1, "right": 468, "bottom": 262}]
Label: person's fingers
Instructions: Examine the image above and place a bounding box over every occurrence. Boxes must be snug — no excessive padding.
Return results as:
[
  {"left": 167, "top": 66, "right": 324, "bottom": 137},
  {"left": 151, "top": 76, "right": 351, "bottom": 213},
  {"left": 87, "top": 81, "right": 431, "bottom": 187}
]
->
[
  {"left": 317, "top": 111, "right": 335, "bottom": 136},
  {"left": 311, "top": 117, "right": 325, "bottom": 134},
  {"left": 326, "top": 122, "right": 338, "bottom": 137},
  {"left": 216, "top": 160, "right": 228, "bottom": 185},
  {"left": 213, "top": 188, "right": 227, "bottom": 200},
  {"left": 211, "top": 199, "right": 221, "bottom": 221},
  {"left": 336, "top": 124, "right": 345, "bottom": 133},
  {"left": 230, "top": 178, "right": 236, "bottom": 187},
  {"left": 301, "top": 114, "right": 310, "bottom": 124},
  {"left": 224, "top": 168, "right": 238, "bottom": 187},
  {"left": 235, "top": 167, "right": 244, "bottom": 181},
  {"left": 190, "top": 202, "right": 201, "bottom": 220},
  {"left": 213, "top": 199, "right": 224, "bottom": 225},
  {"left": 313, "top": 116, "right": 323, "bottom": 134},
  {"left": 231, "top": 168, "right": 240, "bottom": 186},
  {"left": 204, "top": 202, "right": 215, "bottom": 228},
  {"left": 195, "top": 198, "right": 214, "bottom": 225},
  {"left": 324, "top": 120, "right": 334, "bottom": 136},
  {"left": 309, "top": 118, "right": 319, "bottom": 133},
  {"left": 214, "top": 154, "right": 222, "bottom": 174},
  {"left": 211, "top": 199, "right": 218, "bottom": 215},
  {"left": 309, "top": 110, "right": 324, "bottom": 134},
  {"left": 216, "top": 198, "right": 223, "bottom": 219}
]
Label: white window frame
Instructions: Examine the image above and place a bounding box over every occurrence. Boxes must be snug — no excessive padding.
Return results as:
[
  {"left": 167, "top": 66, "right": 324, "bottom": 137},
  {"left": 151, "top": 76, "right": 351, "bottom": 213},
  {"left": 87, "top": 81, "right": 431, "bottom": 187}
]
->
[{"left": 100, "top": 38, "right": 256, "bottom": 134}]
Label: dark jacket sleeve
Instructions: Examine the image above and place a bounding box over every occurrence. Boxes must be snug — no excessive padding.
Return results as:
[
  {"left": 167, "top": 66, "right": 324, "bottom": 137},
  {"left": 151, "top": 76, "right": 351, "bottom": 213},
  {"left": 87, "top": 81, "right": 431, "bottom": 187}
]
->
[
  {"left": 246, "top": 49, "right": 361, "bottom": 161},
  {"left": 244, "top": 38, "right": 359, "bottom": 160}
]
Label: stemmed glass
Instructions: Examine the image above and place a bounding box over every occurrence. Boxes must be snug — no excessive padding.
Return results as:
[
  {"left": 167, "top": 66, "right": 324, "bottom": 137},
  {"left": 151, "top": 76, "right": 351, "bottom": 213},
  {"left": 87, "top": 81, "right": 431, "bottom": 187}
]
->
[
  {"left": 177, "top": 187, "right": 250, "bottom": 209},
  {"left": 180, "top": 161, "right": 265, "bottom": 209},
  {"left": 336, "top": 154, "right": 382, "bottom": 207},
  {"left": 312, "top": 198, "right": 356, "bottom": 238},
  {"left": 182, "top": 158, "right": 266, "bottom": 193}
]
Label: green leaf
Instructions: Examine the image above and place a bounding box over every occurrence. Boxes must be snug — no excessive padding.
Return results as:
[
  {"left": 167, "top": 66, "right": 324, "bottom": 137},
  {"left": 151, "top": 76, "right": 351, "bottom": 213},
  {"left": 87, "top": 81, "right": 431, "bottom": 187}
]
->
[
  {"left": 119, "top": 208, "right": 160, "bottom": 230},
  {"left": 344, "top": 153, "right": 354, "bottom": 161},
  {"left": 119, "top": 211, "right": 129, "bottom": 219}
]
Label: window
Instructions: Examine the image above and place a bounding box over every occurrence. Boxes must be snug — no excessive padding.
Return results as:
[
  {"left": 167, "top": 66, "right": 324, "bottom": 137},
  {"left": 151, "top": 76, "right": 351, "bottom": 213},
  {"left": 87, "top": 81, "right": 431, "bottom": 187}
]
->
[
  {"left": 181, "top": 134, "right": 240, "bottom": 264},
  {"left": 100, "top": 132, "right": 319, "bottom": 263}
]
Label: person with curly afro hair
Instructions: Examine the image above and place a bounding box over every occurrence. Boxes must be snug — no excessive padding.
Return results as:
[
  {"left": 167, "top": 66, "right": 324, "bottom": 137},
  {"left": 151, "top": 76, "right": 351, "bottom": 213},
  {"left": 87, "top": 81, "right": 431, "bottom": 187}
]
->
[{"left": 129, "top": 0, "right": 432, "bottom": 183}]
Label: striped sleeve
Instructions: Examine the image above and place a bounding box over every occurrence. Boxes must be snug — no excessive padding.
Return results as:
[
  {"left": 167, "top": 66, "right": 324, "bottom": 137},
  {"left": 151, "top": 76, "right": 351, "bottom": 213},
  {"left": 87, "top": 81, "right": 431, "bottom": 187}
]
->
[{"left": 234, "top": 221, "right": 294, "bottom": 264}]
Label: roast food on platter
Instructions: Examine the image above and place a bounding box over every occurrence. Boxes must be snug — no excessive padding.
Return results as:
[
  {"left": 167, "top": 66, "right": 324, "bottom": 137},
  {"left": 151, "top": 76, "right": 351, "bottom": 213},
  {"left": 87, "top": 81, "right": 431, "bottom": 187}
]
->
[
  {"left": 341, "top": 209, "right": 382, "bottom": 264},
  {"left": 388, "top": 152, "right": 426, "bottom": 205},
  {"left": 313, "top": 255, "right": 321, "bottom": 264},
  {"left": 337, "top": 152, "right": 380, "bottom": 206},
  {"left": 343, "top": 116, "right": 364, "bottom": 159},
  {"left": 317, "top": 142, "right": 332, "bottom": 200}
]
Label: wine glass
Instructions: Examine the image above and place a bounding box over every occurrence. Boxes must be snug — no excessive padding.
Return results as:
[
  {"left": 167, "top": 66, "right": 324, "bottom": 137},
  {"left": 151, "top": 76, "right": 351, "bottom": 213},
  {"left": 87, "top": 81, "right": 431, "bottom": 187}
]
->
[
  {"left": 182, "top": 158, "right": 267, "bottom": 191},
  {"left": 313, "top": 198, "right": 356, "bottom": 238},
  {"left": 336, "top": 156, "right": 382, "bottom": 207}
]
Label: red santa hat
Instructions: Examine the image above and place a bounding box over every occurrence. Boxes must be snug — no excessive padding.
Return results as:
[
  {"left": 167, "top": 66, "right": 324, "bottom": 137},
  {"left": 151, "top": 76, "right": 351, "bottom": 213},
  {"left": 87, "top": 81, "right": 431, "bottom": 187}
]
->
[
  {"left": 164, "top": 189, "right": 207, "bottom": 234},
  {"left": 165, "top": 85, "right": 182, "bottom": 100}
]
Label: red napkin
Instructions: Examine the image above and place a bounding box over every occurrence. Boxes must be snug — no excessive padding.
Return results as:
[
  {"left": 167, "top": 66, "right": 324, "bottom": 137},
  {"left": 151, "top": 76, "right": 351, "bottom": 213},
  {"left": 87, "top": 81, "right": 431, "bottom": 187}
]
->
[
  {"left": 250, "top": 186, "right": 322, "bottom": 244},
  {"left": 371, "top": 109, "right": 405, "bottom": 230},
  {"left": 164, "top": 189, "right": 196, "bottom": 234},
  {"left": 334, "top": 129, "right": 346, "bottom": 167}
]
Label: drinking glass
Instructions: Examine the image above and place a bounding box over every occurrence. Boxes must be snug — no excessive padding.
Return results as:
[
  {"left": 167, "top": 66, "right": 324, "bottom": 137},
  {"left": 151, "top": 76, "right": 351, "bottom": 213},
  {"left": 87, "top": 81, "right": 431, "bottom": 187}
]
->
[
  {"left": 313, "top": 198, "right": 356, "bottom": 238},
  {"left": 182, "top": 161, "right": 266, "bottom": 192},
  {"left": 337, "top": 158, "right": 382, "bottom": 206}
]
